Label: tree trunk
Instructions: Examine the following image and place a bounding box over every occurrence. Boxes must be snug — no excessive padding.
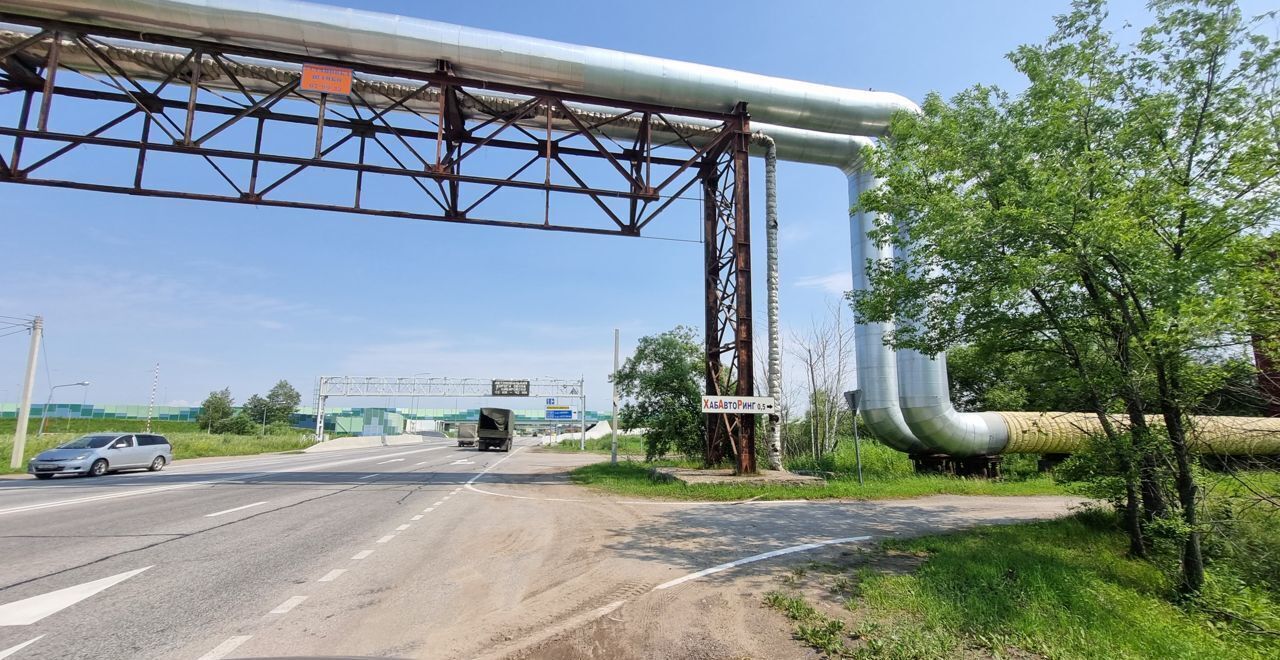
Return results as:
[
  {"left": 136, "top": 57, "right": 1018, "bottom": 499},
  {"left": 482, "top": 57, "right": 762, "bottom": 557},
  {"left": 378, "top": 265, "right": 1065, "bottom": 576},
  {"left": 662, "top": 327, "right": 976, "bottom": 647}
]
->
[{"left": 1155, "top": 360, "right": 1204, "bottom": 596}]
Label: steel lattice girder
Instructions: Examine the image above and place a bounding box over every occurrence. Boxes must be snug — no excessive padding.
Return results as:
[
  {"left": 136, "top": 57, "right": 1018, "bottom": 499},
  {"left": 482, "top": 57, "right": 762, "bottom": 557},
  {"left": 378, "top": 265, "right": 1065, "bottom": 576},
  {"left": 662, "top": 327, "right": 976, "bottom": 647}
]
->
[{"left": 0, "top": 16, "right": 738, "bottom": 236}]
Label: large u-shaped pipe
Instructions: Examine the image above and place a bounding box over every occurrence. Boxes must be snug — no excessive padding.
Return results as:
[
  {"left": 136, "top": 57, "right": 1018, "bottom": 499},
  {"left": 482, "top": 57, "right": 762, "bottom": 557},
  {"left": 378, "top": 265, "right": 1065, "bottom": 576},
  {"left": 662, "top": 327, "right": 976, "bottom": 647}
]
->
[{"left": 845, "top": 152, "right": 929, "bottom": 454}]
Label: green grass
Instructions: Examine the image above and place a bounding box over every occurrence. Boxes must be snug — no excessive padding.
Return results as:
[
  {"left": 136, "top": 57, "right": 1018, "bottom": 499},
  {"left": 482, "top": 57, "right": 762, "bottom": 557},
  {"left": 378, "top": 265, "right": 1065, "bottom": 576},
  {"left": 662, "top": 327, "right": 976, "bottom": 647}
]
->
[
  {"left": 547, "top": 434, "right": 648, "bottom": 456},
  {"left": 0, "top": 419, "right": 313, "bottom": 473},
  {"left": 846, "top": 510, "right": 1280, "bottom": 659},
  {"left": 568, "top": 460, "right": 1064, "bottom": 501}
]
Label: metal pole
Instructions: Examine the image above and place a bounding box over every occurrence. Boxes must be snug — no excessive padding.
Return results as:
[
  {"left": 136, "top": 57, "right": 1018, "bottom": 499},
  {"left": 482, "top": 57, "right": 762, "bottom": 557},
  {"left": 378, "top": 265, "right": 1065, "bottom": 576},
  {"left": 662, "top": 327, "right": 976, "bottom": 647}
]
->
[
  {"left": 10, "top": 316, "right": 41, "bottom": 470},
  {"left": 853, "top": 418, "right": 863, "bottom": 486},
  {"left": 580, "top": 378, "right": 586, "bottom": 451},
  {"left": 611, "top": 329, "right": 619, "bottom": 464},
  {"left": 146, "top": 363, "right": 159, "bottom": 433}
]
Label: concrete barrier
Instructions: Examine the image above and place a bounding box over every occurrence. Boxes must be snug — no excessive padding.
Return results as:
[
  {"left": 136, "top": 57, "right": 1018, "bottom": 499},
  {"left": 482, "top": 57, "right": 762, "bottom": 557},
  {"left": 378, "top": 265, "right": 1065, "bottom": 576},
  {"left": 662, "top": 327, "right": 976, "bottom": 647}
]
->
[{"left": 304, "top": 434, "right": 429, "bottom": 453}]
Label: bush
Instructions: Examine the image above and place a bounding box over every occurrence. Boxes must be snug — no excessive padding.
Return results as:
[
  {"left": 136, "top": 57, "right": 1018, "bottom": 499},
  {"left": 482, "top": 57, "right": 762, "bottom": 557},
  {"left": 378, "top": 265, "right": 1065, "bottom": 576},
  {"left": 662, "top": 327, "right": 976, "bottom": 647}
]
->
[{"left": 212, "top": 413, "right": 255, "bottom": 435}]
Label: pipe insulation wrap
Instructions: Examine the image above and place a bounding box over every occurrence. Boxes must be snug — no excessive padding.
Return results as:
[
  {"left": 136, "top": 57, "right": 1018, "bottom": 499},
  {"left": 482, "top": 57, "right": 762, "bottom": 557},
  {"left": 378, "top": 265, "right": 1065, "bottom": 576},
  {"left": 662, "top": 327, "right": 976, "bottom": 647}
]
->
[
  {"left": 997, "top": 413, "right": 1280, "bottom": 455},
  {"left": 1, "top": 0, "right": 919, "bottom": 137}
]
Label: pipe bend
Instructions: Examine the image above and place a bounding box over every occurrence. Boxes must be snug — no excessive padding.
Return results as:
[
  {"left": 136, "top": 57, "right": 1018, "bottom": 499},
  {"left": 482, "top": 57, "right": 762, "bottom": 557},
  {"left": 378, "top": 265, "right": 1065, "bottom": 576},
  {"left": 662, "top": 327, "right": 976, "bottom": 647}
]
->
[{"left": 897, "top": 349, "right": 1008, "bottom": 456}]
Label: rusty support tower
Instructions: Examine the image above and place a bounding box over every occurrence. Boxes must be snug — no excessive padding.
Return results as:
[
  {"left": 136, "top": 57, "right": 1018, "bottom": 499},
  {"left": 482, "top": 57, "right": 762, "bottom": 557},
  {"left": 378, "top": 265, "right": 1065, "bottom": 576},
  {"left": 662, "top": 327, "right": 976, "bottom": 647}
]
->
[{"left": 0, "top": 19, "right": 759, "bottom": 472}]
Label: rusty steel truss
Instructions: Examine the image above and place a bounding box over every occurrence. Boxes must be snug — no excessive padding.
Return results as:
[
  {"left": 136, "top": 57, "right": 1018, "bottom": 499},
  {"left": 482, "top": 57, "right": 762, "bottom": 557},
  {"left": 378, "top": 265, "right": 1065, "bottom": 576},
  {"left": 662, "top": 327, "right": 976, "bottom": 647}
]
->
[{"left": 0, "top": 17, "right": 758, "bottom": 473}]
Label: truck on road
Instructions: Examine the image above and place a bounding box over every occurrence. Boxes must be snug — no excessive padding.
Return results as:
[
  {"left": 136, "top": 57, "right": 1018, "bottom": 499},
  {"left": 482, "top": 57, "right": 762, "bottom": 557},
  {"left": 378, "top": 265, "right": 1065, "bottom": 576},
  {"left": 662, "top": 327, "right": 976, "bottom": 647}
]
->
[
  {"left": 457, "top": 422, "right": 478, "bottom": 448},
  {"left": 476, "top": 408, "right": 514, "bottom": 452}
]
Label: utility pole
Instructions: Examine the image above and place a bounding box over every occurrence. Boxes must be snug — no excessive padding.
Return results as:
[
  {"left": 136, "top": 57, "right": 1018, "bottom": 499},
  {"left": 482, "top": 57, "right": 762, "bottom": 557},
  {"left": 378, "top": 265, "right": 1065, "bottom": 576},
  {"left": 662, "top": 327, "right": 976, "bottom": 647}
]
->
[
  {"left": 611, "top": 329, "right": 619, "bottom": 464},
  {"left": 145, "top": 362, "right": 159, "bottom": 433},
  {"left": 10, "top": 316, "right": 42, "bottom": 470}
]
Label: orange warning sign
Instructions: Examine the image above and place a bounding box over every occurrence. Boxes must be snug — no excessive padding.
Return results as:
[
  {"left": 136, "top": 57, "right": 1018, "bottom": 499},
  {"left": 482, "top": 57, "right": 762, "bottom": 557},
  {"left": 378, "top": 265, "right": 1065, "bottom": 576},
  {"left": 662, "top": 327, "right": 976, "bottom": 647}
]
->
[{"left": 300, "top": 63, "right": 353, "bottom": 96}]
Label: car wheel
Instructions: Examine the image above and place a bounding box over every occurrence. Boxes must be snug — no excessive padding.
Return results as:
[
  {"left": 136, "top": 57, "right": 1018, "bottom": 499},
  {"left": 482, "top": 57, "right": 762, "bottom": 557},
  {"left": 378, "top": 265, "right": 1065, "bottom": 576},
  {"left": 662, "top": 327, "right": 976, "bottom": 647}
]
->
[
  {"left": 148, "top": 456, "right": 166, "bottom": 472},
  {"left": 34, "top": 473, "right": 53, "bottom": 480},
  {"left": 88, "top": 459, "right": 108, "bottom": 477}
]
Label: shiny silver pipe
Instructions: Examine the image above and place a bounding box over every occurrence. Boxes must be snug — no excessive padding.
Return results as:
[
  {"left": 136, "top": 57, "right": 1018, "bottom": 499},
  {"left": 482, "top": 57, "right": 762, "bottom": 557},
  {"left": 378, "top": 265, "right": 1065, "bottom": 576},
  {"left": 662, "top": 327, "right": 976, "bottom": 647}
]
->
[
  {"left": 4, "top": 0, "right": 917, "bottom": 138},
  {"left": 847, "top": 149, "right": 927, "bottom": 453},
  {"left": 888, "top": 238, "right": 1008, "bottom": 456}
]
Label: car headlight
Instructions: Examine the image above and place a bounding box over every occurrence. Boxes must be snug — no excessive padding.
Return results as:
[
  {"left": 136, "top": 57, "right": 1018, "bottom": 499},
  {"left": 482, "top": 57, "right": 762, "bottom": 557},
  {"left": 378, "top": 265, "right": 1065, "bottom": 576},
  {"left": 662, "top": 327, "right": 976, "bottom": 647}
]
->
[{"left": 73, "top": 454, "right": 89, "bottom": 460}]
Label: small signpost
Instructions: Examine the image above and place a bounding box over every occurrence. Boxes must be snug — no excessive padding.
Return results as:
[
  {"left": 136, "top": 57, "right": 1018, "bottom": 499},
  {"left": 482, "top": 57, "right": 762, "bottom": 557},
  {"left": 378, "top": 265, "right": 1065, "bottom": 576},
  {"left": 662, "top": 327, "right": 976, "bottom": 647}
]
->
[
  {"left": 545, "top": 405, "right": 574, "bottom": 420},
  {"left": 700, "top": 395, "right": 777, "bottom": 414}
]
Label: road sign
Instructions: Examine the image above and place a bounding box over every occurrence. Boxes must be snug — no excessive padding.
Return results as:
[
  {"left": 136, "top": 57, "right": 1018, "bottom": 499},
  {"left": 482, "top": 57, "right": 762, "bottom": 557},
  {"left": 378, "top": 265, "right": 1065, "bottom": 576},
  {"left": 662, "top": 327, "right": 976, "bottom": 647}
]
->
[
  {"left": 545, "top": 405, "right": 574, "bottom": 420},
  {"left": 492, "top": 379, "right": 530, "bottom": 396},
  {"left": 300, "top": 63, "right": 353, "bottom": 95},
  {"left": 701, "top": 395, "right": 777, "bottom": 414},
  {"left": 546, "top": 397, "right": 558, "bottom": 406}
]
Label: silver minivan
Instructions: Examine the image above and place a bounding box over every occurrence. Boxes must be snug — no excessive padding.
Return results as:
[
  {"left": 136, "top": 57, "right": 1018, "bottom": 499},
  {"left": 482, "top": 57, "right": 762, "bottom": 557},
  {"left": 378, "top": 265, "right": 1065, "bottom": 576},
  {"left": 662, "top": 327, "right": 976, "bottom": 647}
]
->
[{"left": 28, "top": 433, "right": 173, "bottom": 479}]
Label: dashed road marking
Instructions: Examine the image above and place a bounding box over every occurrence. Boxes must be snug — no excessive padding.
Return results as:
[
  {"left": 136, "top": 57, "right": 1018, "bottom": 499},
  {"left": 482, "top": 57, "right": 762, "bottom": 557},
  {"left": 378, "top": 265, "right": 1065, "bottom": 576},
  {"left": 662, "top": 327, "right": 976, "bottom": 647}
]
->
[
  {"left": 422, "top": 507, "right": 435, "bottom": 513},
  {"left": 376, "top": 535, "right": 395, "bottom": 544},
  {"left": 318, "top": 569, "right": 347, "bottom": 582},
  {"left": 432, "top": 501, "right": 443, "bottom": 506},
  {"left": 358, "top": 474, "right": 378, "bottom": 480},
  {"left": 269, "top": 596, "right": 307, "bottom": 614},
  {"left": 204, "top": 501, "right": 267, "bottom": 517},
  {"left": 352, "top": 550, "right": 373, "bottom": 560},
  {"left": 376, "top": 458, "right": 405, "bottom": 465},
  {"left": 411, "top": 515, "right": 423, "bottom": 521},
  {"left": 195, "top": 635, "right": 251, "bottom": 660},
  {"left": 396, "top": 524, "right": 410, "bottom": 531}
]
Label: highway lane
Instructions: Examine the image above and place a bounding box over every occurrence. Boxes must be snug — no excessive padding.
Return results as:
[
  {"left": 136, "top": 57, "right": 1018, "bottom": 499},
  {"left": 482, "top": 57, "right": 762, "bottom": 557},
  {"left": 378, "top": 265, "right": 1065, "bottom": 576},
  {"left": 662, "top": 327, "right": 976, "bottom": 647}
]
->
[{"left": 0, "top": 440, "right": 490, "bottom": 659}]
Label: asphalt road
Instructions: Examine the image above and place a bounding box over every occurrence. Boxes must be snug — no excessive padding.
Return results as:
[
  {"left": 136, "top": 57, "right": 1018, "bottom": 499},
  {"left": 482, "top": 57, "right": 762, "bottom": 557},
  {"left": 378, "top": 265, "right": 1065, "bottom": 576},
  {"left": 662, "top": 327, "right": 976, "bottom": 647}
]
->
[{"left": 0, "top": 439, "right": 1082, "bottom": 659}]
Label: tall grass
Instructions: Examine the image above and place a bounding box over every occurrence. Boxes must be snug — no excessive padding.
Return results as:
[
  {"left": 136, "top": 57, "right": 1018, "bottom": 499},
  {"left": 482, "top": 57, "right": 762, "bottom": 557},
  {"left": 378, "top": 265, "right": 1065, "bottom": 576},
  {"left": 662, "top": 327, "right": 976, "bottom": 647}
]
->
[{"left": 0, "top": 419, "right": 312, "bottom": 473}]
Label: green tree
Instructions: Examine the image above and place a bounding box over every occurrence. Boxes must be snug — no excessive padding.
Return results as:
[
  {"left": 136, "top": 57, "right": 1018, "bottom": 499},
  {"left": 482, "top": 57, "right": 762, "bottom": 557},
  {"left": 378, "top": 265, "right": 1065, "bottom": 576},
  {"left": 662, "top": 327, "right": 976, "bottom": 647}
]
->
[
  {"left": 242, "top": 394, "right": 270, "bottom": 431},
  {"left": 197, "top": 388, "right": 234, "bottom": 431},
  {"left": 213, "top": 412, "right": 255, "bottom": 435},
  {"left": 851, "top": 0, "right": 1278, "bottom": 593},
  {"left": 613, "top": 326, "right": 704, "bottom": 461},
  {"left": 266, "top": 380, "right": 301, "bottom": 425}
]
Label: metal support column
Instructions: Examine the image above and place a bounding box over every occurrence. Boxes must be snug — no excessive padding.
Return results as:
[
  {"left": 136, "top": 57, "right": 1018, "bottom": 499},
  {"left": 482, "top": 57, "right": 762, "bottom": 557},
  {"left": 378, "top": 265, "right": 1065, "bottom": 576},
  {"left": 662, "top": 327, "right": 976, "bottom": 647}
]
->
[{"left": 701, "top": 104, "right": 756, "bottom": 474}]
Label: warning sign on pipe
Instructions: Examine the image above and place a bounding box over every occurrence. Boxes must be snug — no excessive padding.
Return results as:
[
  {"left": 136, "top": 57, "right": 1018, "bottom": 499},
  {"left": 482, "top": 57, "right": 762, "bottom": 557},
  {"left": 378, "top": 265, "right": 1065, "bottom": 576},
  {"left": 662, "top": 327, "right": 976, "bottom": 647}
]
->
[
  {"left": 701, "top": 396, "right": 777, "bottom": 414},
  {"left": 300, "top": 63, "right": 353, "bottom": 95}
]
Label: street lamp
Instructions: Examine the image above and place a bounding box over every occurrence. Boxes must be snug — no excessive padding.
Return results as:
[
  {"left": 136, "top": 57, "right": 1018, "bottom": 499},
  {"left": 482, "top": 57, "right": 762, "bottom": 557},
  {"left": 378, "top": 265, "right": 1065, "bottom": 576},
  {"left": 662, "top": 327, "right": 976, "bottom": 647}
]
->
[{"left": 38, "top": 381, "right": 90, "bottom": 437}]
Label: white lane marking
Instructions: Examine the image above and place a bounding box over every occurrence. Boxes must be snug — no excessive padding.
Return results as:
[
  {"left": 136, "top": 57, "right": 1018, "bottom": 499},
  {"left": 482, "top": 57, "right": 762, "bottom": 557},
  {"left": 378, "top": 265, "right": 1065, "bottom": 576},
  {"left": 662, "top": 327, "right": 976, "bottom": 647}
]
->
[
  {"left": 352, "top": 550, "right": 373, "bottom": 560},
  {"left": 204, "top": 501, "right": 267, "bottom": 517},
  {"left": 0, "top": 635, "right": 43, "bottom": 659},
  {"left": 432, "top": 501, "right": 443, "bottom": 506},
  {"left": 269, "top": 596, "right": 307, "bottom": 614},
  {"left": 376, "top": 535, "right": 395, "bottom": 544},
  {"left": 449, "top": 459, "right": 475, "bottom": 465},
  {"left": 464, "top": 446, "right": 524, "bottom": 485},
  {"left": 422, "top": 507, "right": 435, "bottom": 513},
  {"left": 411, "top": 515, "right": 423, "bottom": 521},
  {"left": 396, "top": 524, "right": 411, "bottom": 531},
  {"left": 442, "top": 496, "right": 451, "bottom": 501},
  {"left": 414, "top": 461, "right": 430, "bottom": 466},
  {"left": 451, "top": 488, "right": 461, "bottom": 494},
  {"left": 318, "top": 569, "right": 347, "bottom": 582},
  {"left": 195, "top": 635, "right": 251, "bottom": 660},
  {"left": 653, "top": 536, "right": 873, "bottom": 591},
  {"left": 376, "top": 458, "right": 405, "bottom": 465},
  {"left": 0, "top": 566, "right": 151, "bottom": 626},
  {"left": 0, "top": 447, "right": 450, "bottom": 517},
  {"left": 357, "top": 474, "right": 378, "bottom": 480}
]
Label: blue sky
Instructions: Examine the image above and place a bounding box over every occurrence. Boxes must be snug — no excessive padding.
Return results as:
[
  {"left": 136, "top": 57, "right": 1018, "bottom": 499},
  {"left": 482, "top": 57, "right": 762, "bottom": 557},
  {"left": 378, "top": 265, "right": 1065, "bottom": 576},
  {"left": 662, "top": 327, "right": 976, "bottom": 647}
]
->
[{"left": 1, "top": 0, "right": 1264, "bottom": 412}]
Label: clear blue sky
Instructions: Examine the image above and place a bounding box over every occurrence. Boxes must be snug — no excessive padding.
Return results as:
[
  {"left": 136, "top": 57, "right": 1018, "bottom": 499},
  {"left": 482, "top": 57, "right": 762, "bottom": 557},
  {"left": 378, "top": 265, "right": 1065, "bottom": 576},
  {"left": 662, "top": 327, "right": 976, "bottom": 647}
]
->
[{"left": 1, "top": 0, "right": 1265, "bottom": 412}]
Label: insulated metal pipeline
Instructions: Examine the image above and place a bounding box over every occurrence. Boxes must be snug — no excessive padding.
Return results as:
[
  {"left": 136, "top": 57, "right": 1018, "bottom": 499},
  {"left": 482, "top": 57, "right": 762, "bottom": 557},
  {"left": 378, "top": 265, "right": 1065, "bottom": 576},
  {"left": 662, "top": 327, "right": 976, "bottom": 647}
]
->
[
  {"left": 753, "top": 131, "right": 783, "bottom": 471},
  {"left": 2, "top": 1, "right": 1276, "bottom": 457}
]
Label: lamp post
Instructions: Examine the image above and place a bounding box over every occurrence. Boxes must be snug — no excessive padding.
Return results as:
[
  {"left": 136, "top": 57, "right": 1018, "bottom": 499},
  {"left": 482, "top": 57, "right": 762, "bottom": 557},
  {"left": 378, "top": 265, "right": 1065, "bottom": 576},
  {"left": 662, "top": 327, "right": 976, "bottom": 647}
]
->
[{"left": 38, "top": 381, "right": 90, "bottom": 437}]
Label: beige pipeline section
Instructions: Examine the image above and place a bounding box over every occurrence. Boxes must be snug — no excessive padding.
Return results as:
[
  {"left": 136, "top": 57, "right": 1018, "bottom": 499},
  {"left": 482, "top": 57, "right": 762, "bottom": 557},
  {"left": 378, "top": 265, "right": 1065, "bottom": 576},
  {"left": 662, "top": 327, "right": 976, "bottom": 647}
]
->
[{"left": 996, "top": 412, "right": 1280, "bottom": 455}]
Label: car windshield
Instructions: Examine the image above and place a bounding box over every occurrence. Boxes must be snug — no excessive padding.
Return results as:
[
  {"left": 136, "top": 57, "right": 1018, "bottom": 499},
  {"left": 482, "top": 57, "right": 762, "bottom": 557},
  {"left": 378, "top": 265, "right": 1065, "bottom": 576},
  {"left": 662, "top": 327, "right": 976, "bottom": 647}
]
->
[{"left": 57, "top": 435, "right": 116, "bottom": 449}]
